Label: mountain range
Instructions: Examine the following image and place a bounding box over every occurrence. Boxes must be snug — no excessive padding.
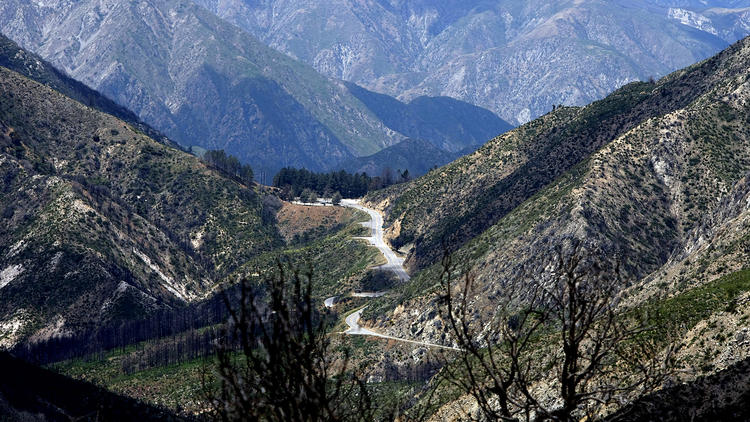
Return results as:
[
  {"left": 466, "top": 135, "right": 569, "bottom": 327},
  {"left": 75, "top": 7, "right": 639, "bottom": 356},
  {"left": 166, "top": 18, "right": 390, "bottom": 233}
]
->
[
  {"left": 339, "top": 138, "right": 458, "bottom": 177},
  {"left": 4, "top": 0, "right": 747, "bottom": 177},
  {"left": 192, "top": 0, "right": 750, "bottom": 125},
  {"left": 2, "top": 1, "right": 750, "bottom": 419},
  {"left": 0, "top": 0, "right": 510, "bottom": 177}
]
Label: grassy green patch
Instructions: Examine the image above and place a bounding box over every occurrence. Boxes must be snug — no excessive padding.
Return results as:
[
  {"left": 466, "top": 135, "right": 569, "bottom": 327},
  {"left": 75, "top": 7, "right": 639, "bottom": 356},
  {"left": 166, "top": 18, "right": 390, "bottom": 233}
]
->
[
  {"left": 53, "top": 353, "right": 210, "bottom": 414},
  {"left": 646, "top": 268, "right": 750, "bottom": 343}
]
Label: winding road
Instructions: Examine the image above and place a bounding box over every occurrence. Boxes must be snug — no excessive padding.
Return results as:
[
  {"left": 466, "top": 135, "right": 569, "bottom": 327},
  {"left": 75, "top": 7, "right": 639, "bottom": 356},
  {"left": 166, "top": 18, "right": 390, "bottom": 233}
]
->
[
  {"left": 340, "top": 199, "right": 410, "bottom": 282},
  {"left": 320, "top": 199, "right": 458, "bottom": 351},
  {"left": 323, "top": 198, "right": 407, "bottom": 309}
]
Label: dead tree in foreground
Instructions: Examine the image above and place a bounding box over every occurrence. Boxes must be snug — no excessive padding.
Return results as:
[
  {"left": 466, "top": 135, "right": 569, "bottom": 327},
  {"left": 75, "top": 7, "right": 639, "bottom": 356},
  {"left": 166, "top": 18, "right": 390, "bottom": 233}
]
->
[
  {"left": 438, "top": 239, "right": 675, "bottom": 422},
  {"left": 203, "top": 263, "right": 373, "bottom": 422}
]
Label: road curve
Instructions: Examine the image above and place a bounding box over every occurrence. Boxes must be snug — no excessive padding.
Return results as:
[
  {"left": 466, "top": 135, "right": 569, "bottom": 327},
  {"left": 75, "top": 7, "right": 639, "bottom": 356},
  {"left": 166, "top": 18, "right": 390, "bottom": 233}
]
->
[
  {"left": 344, "top": 308, "right": 460, "bottom": 351},
  {"left": 340, "top": 199, "right": 410, "bottom": 282},
  {"left": 343, "top": 308, "right": 381, "bottom": 336}
]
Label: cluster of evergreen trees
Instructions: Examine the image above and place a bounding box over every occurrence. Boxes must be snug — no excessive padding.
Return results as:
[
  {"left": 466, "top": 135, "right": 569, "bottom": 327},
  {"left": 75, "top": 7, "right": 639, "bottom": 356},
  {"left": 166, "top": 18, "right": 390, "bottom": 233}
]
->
[
  {"left": 201, "top": 149, "right": 254, "bottom": 186},
  {"left": 273, "top": 167, "right": 407, "bottom": 199}
]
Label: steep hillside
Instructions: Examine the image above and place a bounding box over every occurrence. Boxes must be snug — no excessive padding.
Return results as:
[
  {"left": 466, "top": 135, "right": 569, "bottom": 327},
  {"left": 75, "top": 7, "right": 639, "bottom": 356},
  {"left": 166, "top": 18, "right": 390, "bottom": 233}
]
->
[
  {"left": 0, "top": 0, "right": 511, "bottom": 176},
  {"left": 369, "top": 37, "right": 750, "bottom": 272},
  {"left": 612, "top": 173, "right": 750, "bottom": 376},
  {"left": 191, "top": 0, "right": 748, "bottom": 124},
  {"left": 606, "top": 356, "right": 750, "bottom": 421},
  {"left": 335, "top": 38, "right": 750, "bottom": 421},
  {"left": 339, "top": 138, "right": 458, "bottom": 179},
  {"left": 627, "top": 174, "right": 750, "bottom": 306},
  {"left": 0, "top": 34, "right": 177, "bottom": 150},
  {"left": 363, "top": 37, "right": 750, "bottom": 349},
  {"left": 0, "top": 65, "right": 281, "bottom": 347}
]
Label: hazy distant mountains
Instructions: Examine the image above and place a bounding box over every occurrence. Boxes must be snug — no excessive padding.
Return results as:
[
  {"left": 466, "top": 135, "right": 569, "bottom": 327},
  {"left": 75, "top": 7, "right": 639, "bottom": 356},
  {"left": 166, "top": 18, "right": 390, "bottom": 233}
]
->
[
  {"left": 192, "top": 0, "right": 749, "bottom": 125},
  {"left": 0, "top": 0, "right": 510, "bottom": 176},
  {"left": 339, "top": 138, "right": 458, "bottom": 178},
  {"left": 345, "top": 83, "right": 512, "bottom": 153},
  {"left": 2, "top": 0, "right": 743, "bottom": 175}
]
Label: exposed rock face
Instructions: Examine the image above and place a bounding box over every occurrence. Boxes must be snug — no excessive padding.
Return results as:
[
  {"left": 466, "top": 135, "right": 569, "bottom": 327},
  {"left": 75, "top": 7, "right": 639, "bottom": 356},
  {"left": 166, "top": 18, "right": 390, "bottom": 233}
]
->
[
  {"left": 192, "top": 0, "right": 749, "bottom": 125},
  {"left": 667, "top": 5, "right": 750, "bottom": 42}
]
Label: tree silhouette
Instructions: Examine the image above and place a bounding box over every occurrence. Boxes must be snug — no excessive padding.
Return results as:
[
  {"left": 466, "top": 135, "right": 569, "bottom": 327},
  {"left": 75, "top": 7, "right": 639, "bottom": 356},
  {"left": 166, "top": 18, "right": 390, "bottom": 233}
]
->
[
  {"left": 203, "top": 263, "right": 374, "bottom": 422},
  {"left": 438, "top": 239, "right": 675, "bottom": 421}
]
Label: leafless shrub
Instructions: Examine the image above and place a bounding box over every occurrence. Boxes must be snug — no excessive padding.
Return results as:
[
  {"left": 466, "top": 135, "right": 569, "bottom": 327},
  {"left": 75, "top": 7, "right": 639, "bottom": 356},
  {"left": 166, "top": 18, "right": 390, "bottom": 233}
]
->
[
  {"left": 202, "top": 262, "right": 374, "bottom": 422},
  {"left": 438, "top": 239, "right": 675, "bottom": 422}
]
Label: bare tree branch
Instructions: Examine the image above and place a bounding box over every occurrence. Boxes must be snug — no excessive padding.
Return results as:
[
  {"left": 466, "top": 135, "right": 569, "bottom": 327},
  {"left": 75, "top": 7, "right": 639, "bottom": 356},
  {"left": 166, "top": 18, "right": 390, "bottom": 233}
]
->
[
  {"left": 202, "top": 261, "right": 375, "bottom": 422},
  {"left": 438, "top": 238, "right": 675, "bottom": 422}
]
